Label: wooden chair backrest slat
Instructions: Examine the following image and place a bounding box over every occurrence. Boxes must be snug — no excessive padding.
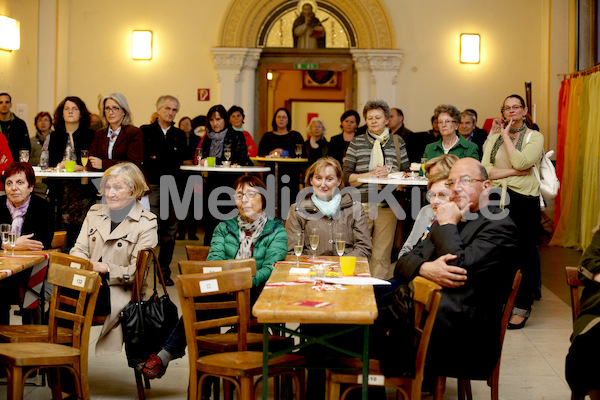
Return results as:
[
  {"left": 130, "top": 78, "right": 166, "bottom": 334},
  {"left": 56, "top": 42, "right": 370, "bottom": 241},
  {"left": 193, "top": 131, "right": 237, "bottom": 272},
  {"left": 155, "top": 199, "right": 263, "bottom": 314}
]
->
[
  {"left": 185, "top": 245, "right": 211, "bottom": 261},
  {"left": 51, "top": 231, "right": 67, "bottom": 250},
  {"left": 193, "top": 301, "right": 238, "bottom": 311},
  {"left": 499, "top": 271, "right": 522, "bottom": 346},
  {"left": 49, "top": 252, "right": 93, "bottom": 271},
  {"left": 195, "top": 316, "right": 240, "bottom": 332},
  {"left": 179, "top": 258, "right": 257, "bottom": 276},
  {"left": 411, "top": 277, "right": 442, "bottom": 383},
  {"left": 566, "top": 266, "right": 583, "bottom": 322}
]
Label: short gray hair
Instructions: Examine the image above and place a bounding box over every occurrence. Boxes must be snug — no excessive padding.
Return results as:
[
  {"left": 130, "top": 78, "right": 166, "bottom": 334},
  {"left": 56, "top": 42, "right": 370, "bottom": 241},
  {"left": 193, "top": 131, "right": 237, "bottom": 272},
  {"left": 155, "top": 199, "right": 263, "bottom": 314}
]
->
[
  {"left": 100, "top": 162, "right": 149, "bottom": 200},
  {"left": 363, "top": 99, "right": 391, "bottom": 120},
  {"left": 461, "top": 109, "right": 477, "bottom": 124},
  {"left": 433, "top": 104, "right": 461, "bottom": 125},
  {"left": 156, "top": 95, "right": 180, "bottom": 111},
  {"left": 100, "top": 92, "right": 133, "bottom": 127}
]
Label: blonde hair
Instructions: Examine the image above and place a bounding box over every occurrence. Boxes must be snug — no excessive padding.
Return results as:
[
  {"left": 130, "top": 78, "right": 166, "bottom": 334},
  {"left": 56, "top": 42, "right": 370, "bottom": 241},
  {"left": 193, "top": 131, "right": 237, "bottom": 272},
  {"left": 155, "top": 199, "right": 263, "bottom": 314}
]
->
[
  {"left": 424, "top": 154, "right": 459, "bottom": 175},
  {"left": 427, "top": 171, "right": 449, "bottom": 190},
  {"left": 304, "top": 156, "right": 344, "bottom": 188},
  {"left": 307, "top": 117, "right": 327, "bottom": 138},
  {"left": 100, "top": 162, "right": 149, "bottom": 200}
]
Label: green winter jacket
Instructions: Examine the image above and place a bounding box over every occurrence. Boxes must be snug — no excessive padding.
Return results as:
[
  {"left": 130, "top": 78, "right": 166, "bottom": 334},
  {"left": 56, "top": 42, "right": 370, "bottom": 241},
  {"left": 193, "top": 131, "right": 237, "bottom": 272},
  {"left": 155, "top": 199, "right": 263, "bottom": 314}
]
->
[
  {"left": 207, "top": 216, "right": 288, "bottom": 287},
  {"left": 422, "top": 134, "right": 480, "bottom": 162}
]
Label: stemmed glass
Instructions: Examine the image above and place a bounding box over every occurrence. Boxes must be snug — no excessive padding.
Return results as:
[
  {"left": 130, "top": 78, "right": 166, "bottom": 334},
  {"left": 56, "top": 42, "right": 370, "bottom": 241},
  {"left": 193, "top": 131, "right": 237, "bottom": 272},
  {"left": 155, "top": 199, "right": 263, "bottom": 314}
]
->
[
  {"left": 385, "top": 159, "right": 394, "bottom": 176},
  {"left": 195, "top": 148, "right": 203, "bottom": 165},
  {"left": 81, "top": 150, "right": 89, "bottom": 167},
  {"left": 8, "top": 232, "right": 16, "bottom": 255},
  {"left": 223, "top": 145, "right": 232, "bottom": 162},
  {"left": 19, "top": 150, "right": 29, "bottom": 163},
  {"left": 309, "top": 228, "right": 319, "bottom": 260},
  {"left": 295, "top": 144, "right": 303, "bottom": 158},
  {"left": 293, "top": 232, "right": 304, "bottom": 266},
  {"left": 335, "top": 232, "right": 346, "bottom": 257},
  {"left": 0, "top": 224, "right": 10, "bottom": 253}
]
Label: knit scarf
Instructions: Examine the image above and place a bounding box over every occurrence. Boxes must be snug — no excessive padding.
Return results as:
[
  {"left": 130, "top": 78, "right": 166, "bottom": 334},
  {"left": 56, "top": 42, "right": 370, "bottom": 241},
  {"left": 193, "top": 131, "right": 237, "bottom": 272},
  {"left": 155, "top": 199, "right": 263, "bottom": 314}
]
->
[
  {"left": 208, "top": 128, "right": 228, "bottom": 157},
  {"left": 489, "top": 130, "right": 527, "bottom": 164},
  {"left": 368, "top": 127, "right": 390, "bottom": 171},
  {"left": 6, "top": 195, "right": 31, "bottom": 237},
  {"left": 311, "top": 193, "right": 341, "bottom": 218},
  {"left": 235, "top": 212, "right": 268, "bottom": 259}
]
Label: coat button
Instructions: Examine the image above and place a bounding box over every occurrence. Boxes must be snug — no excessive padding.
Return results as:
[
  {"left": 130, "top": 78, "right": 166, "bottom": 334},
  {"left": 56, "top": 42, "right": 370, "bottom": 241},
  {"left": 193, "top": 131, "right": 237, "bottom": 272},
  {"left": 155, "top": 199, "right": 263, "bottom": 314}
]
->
[
  {"left": 92, "top": 237, "right": 96, "bottom": 242},
  {"left": 90, "top": 229, "right": 93, "bottom": 233},
  {"left": 118, "top": 242, "right": 123, "bottom": 247},
  {"left": 328, "top": 239, "right": 333, "bottom": 244}
]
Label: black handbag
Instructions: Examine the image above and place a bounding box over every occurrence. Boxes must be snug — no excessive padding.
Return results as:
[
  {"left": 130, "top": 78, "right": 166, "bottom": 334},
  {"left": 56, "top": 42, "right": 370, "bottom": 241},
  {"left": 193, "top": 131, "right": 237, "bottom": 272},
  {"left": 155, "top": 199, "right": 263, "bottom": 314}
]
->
[{"left": 119, "top": 248, "right": 179, "bottom": 368}]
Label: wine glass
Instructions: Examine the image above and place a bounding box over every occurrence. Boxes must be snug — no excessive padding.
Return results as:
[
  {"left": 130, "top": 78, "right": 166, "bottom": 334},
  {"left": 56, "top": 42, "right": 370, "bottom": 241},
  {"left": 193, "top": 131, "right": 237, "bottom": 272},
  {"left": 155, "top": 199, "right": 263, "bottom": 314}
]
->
[
  {"left": 8, "top": 232, "right": 16, "bottom": 255},
  {"left": 195, "top": 148, "right": 203, "bottom": 165},
  {"left": 81, "top": 150, "right": 89, "bottom": 167},
  {"left": 309, "top": 228, "right": 319, "bottom": 260},
  {"left": 385, "top": 159, "right": 394, "bottom": 176},
  {"left": 19, "top": 150, "right": 29, "bottom": 163},
  {"left": 293, "top": 232, "right": 304, "bottom": 266},
  {"left": 223, "top": 145, "right": 232, "bottom": 162},
  {"left": 335, "top": 232, "right": 345, "bottom": 257},
  {"left": 295, "top": 144, "right": 303, "bottom": 158},
  {"left": 0, "top": 224, "right": 10, "bottom": 253}
]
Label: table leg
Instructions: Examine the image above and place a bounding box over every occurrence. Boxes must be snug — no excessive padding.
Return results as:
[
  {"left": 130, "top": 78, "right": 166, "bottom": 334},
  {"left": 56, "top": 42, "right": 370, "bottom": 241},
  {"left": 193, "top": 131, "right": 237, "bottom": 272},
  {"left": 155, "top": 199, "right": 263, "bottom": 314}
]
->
[
  {"left": 274, "top": 162, "right": 280, "bottom": 218},
  {"left": 362, "top": 325, "right": 369, "bottom": 400},
  {"left": 263, "top": 324, "right": 270, "bottom": 400}
]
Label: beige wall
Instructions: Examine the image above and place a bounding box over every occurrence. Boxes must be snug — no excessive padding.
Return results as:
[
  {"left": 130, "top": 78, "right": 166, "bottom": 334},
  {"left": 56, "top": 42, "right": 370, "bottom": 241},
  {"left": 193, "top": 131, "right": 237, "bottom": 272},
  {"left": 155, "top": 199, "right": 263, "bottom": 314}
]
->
[{"left": 0, "top": 0, "right": 570, "bottom": 146}]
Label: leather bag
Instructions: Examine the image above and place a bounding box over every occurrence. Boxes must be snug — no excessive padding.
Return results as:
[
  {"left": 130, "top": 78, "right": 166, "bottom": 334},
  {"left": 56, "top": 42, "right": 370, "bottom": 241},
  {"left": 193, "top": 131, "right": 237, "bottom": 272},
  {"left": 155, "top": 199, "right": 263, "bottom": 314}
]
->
[{"left": 119, "top": 248, "right": 178, "bottom": 368}]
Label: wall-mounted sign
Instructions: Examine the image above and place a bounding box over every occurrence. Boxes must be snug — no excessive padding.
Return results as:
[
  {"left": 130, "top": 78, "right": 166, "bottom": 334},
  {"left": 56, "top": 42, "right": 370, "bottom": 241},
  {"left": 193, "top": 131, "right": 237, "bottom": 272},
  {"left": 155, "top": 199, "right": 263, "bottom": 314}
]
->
[{"left": 198, "top": 89, "right": 210, "bottom": 101}]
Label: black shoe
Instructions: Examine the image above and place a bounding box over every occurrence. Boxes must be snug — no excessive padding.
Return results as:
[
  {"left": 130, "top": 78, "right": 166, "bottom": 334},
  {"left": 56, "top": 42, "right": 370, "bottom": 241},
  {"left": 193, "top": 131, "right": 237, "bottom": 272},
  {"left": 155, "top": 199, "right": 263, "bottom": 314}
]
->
[
  {"left": 507, "top": 316, "right": 528, "bottom": 330},
  {"left": 164, "top": 278, "right": 175, "bottom": 287},
  {"left": 189, "top": 235, "right": 199, "bottom": 241},
  {"left": 176, "top": 234, "right": 185, "bottom": 240}
]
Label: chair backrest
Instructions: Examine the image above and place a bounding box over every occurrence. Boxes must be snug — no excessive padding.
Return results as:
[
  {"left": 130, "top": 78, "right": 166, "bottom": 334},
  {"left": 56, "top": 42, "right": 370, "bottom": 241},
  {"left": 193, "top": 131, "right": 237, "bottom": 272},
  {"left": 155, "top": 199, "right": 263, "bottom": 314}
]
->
[
  {"left": 411, "top": 276, "right": 442, "bottom": 386},
  {"left": 178, "top": 258, "right": 257, "bottom": 277},
  {"left": 177, "top": 268, "right": 253, "bottom": 365},
  {"left": 565, "top": 266, "right": 583, "bottom": 322},
  {"left": 132, "top": 248, "right": 153, "bottom": 302},
  {"left": 49, "top": 252, "right": 93, "bottom": 271},
  {"left": 498, "top": 270, "right": 522, "bottom": 350},
  {"left": 46, "top": 264, "right": 101, "bottom": 350},
  {"left": 51, "top": 231, "right": 67, "bottom": 251},
  {"left": 185, "top": 245, "right": 211, "bottom": 261}
]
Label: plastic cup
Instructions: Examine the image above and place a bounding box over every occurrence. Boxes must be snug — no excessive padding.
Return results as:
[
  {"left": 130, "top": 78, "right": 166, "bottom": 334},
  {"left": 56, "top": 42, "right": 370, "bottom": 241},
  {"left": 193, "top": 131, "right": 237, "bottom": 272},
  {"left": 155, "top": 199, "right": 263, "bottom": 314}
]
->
[
  {"left": 206, "top": 157, "right": 216, "bottom": 167},
  {"left": 340, "top": 256, "right": 356, "bottom": 276},
  {"left": 64, "top": 160, "right": 76, "bottom": 172},
  {"left": 281, "top": 150, "right": 289, "bottom": 157}
]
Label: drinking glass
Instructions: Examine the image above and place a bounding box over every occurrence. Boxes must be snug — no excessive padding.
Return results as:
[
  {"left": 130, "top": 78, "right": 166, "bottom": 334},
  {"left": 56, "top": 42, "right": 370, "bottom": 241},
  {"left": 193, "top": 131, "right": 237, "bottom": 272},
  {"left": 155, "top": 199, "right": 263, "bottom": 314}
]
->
[
  {"left": 335, "top": 232, "right": 345, "bottom": 257},
  {"left": 295, "top": 144, "right": 303, "bottom": 158},
  {"left": 223, "top": 145, "right": 232, "bottom": 162},
  {"left": 81, "top": 150, "right": 89, "bottom": 167},
  {"left": 195, "top": 148, "right": 203, "bottom": 165},
  {"left": 385, "top": 159, "right": 393, "bottom": 175},
  {"left": 293, "top": 232, "right": 304, "bottom": 266},
  {"left": 8, "top": 232, "right": 16, "bottom": 255},
  {"left": 309, "top": 228, "right": 319, "bottom": 260},
  {"left": 19, "top": 150, "right": 29, "bottom": 163},
  {"left": 0, "top": 224, "right": 10, "bottom": 253}
]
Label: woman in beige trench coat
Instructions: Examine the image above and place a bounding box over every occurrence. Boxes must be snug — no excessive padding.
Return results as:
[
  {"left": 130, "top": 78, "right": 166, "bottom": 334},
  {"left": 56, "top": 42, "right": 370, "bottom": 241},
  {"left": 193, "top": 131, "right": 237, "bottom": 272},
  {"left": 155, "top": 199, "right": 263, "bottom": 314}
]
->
[{"left": 71, "top": 162, "right": 158, "bottom": 355}]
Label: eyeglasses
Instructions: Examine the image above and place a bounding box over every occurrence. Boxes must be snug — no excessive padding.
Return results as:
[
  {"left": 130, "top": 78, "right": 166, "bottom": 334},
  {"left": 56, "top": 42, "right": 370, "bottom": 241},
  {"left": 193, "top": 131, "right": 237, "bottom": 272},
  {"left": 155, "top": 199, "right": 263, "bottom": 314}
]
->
[
  {"left": 234, "top": 191, "right": 259, "bottom": 201},
  {"left": 437, "top": 119, "right": 456, "bottom": 126},
  {"left": 104, "top": 107, "right": 123, "bottom": 114},
  {"left": 445, "top": 175, "right": 485, "bottom": 188},
  {"left": 502, "top": 105, "right": 524, "bottom": 112},
  {"left": 426, "top": 190, "right": 451, "bottom": 202}
]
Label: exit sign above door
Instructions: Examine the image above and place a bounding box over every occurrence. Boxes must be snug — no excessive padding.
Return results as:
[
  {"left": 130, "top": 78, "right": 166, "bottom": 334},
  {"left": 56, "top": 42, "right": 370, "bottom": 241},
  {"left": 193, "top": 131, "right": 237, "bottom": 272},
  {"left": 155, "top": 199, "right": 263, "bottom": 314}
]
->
[{"left": 294, "top": 63, "right": 318, "bottom": 70}]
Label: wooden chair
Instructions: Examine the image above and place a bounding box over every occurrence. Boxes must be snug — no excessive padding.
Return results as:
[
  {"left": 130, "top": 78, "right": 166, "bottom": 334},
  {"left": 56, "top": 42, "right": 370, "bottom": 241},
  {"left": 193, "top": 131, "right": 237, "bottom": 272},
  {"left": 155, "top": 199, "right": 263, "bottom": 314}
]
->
[
  {"left": 434, "top": 270, "right": 522, "bottom": 400},
  {"left": 50, "top": 231, "right": 67, "bottom": 251},
  {"left": 0, "top": 264, "right": 101, "bottom": 400},
  {"left": 565, "top": 266, "right": 583, "bottom": 322},
  {"left": 326, "top": 276, "right": 442, "bottom": 400},
  {"left": 177, "top": 268, "right": 305, "bottom": 400},
  {"left": 0, "top": 253, "right": 93, "bottom": 345},
  {"left": 185, "top": 245, "right": 211, "bottom": 261}
]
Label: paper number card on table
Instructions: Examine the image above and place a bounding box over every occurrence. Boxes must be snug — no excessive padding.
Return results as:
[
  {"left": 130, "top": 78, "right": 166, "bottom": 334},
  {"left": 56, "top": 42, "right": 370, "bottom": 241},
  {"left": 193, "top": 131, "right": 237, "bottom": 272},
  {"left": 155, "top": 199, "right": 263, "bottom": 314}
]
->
[
  {"left": 200, "top": 279, "right": 219, "bottom": 293},
  {"left": 72, "top": 274, "right": 86, "bottom": 288}
]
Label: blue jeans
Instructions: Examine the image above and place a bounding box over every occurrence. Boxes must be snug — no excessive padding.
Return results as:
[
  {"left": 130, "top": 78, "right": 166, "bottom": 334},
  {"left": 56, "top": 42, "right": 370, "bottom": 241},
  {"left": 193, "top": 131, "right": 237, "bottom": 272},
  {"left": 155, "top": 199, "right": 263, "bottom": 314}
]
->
[{"left": 163, "top": 317, "right": 187, "bottom": 359}]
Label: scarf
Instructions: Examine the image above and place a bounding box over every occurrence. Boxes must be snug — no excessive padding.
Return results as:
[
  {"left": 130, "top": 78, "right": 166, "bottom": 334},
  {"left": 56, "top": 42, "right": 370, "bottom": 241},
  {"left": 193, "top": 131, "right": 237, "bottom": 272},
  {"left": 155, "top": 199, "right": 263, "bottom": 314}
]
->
[
  {"left": 208, "top": 128, "right": 228, "bottom": 157},
  {"left": 367, "top": 127, "right": 390, "bottom": 171},
  {"left": 311, "top": 193, "right": 341, "bottom": 218},
  {"left": 6, "top": 195, "right": 31, "bottom": 237},
  {"left": 235, "top": 212, "right": 268, "bottom": 259},
  {"left": 489, "top": 130, "right": 527, "bottom": 164}
]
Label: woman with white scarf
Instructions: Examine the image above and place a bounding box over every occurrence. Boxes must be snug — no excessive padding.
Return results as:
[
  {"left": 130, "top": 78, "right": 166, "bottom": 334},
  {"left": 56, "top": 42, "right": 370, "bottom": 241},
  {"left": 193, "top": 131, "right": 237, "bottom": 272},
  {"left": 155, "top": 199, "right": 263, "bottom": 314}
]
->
[{"left": 343, "top": 99, "right": 410, "bottom": 279}]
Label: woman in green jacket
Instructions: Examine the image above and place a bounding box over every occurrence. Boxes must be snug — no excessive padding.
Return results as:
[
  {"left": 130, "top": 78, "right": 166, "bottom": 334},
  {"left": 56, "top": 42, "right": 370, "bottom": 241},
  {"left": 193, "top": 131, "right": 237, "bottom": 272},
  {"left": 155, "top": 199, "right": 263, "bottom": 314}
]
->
[{"left": 422, "top": 104, "right": 479, "bottom": 161}]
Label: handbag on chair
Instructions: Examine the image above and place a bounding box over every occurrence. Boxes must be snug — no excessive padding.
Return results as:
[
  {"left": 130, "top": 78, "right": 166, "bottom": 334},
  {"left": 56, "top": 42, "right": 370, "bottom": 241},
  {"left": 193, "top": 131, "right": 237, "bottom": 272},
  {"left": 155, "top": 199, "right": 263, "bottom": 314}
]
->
[{"left": 119, "top": 248, "right": 179, "bottom": 368}]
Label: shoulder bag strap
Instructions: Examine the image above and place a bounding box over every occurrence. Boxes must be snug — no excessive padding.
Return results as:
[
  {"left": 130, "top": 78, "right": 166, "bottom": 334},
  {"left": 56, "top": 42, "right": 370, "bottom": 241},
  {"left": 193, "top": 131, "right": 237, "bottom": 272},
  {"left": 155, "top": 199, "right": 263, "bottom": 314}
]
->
[
  {"left": 392, "top": 134, "right": 402, "bottom": 169},
  {"left": 147, "top": 247, "right": 169, "bottom": 295}
]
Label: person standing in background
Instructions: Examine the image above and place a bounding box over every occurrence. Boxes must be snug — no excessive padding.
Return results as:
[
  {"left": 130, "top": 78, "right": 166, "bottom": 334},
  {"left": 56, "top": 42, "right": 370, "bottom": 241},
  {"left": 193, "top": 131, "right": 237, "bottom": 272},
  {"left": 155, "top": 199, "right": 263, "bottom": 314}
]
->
[{"left": 0, "top": 93, "right": 30, "bottom": 161}]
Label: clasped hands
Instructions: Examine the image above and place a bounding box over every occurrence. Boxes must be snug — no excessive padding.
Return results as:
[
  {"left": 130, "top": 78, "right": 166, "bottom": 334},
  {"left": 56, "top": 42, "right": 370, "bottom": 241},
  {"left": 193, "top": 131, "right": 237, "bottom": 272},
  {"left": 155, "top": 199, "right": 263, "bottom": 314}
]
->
[{"left": 420, "top": 254, "right": 467, "bottom": 288}]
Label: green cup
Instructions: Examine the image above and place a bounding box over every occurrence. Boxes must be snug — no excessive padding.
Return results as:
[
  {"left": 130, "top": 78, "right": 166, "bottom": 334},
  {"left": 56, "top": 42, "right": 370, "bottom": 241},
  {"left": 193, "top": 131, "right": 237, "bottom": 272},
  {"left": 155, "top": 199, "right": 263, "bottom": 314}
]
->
[
  {"left": 206, "top": 157, "right": 216, "bottom": 167},
  {"left": 64, "top": 160, "right": 76, "bottom": 172}
]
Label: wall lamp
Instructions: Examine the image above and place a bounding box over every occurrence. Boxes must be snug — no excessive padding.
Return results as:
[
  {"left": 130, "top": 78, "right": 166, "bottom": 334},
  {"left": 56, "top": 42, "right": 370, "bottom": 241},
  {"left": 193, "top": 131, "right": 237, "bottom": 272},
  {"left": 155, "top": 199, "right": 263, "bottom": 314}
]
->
[
  {"left": 132, "top": 30, "right": 152, "bottom": 60},
  {"left": 0, "top": 15, "right": 20, "bottom": 51},
  {"left": 460, "top": 34, "right": 480, "bottom": 64}
]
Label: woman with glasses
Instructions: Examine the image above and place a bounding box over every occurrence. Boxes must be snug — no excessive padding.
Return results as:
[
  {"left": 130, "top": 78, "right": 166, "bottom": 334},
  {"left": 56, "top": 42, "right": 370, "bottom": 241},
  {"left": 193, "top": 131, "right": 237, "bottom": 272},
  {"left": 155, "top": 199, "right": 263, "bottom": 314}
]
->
[
  {"left": 481, "top": 94, "right": 544, "bottom": 330},
  {"left": 398, "top": 154, "right": 458, "bottom": 258},
  {"left": 88, "top": 92, "right": 143, "bottom": 171},
  {"left": 422, "top": 104, "right": 479, "bottom": 162}
]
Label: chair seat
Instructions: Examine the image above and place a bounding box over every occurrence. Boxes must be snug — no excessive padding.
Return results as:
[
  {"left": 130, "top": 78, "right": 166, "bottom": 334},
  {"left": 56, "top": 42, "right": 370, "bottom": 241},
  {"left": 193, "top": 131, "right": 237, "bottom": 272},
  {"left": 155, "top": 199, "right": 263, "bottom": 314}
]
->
[
  {"left": 197, "top": 351, "right": 304, "bottom": 377},
  {"left": 198, "top": 332, "right": 294, "bottom": 353},
  {"left": 0, "top": 343, "right": 80, "bottom": 366},
  {"left": 0, "top": 325, "right": 73, "bottom": 344}
]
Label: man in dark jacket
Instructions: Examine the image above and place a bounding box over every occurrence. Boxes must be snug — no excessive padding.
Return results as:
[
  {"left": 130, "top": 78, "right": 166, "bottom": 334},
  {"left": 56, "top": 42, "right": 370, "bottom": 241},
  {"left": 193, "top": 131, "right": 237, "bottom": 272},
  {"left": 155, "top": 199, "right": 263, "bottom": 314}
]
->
[
  {"left": 0, "top": 93, "right": 31, "bottom": 161},
  {"left": 396, "top": 158, "right": 517, "bottom": 380},
  {"left": 141, "top": 95, "right": 186, "bottom": 285}
]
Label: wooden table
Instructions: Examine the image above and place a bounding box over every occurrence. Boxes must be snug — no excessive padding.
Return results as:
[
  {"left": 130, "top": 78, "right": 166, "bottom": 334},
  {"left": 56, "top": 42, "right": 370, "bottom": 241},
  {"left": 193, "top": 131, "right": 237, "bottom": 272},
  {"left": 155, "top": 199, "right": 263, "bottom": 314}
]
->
[
  {"left": 253, "top": 255, "right": 377, "bottom": 399},
  {"left": 357, "top": 175, "right": 428, "bottom": 186},
  {"left": 0, "top": 251, "right": 49, "bottom": 280}
]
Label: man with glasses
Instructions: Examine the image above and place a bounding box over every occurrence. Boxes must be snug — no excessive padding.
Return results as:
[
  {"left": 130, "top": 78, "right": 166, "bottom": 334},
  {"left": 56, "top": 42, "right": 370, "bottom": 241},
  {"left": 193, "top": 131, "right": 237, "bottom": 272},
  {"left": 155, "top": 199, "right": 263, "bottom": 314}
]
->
[
  {"left": 395, "top": 157, "right": 518, "bottom": 382},
  {"left": 0, "top": 93, "right": 30, "bottom": 161},
  {"left": 141, "top": 95, "right": 186, "bottom": 286}
]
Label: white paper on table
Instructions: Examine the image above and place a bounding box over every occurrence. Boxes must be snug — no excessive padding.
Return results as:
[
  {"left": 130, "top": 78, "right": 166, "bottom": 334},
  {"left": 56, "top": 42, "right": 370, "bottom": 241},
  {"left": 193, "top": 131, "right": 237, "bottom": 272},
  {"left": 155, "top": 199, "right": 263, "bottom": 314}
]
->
[
  {"left": 318, "top": 277, "right": 391, "bottom": 286},
  {"left": 289, "top": 267, "right": 311, "bottom": 275}
]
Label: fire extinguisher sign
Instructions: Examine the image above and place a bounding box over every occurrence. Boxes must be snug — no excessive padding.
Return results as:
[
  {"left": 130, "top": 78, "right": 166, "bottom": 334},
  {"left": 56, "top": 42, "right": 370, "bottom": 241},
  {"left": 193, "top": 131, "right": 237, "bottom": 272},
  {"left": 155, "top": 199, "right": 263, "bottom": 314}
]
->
[{"left": 197, "top": 89, "right": 210, "bottom": 101}]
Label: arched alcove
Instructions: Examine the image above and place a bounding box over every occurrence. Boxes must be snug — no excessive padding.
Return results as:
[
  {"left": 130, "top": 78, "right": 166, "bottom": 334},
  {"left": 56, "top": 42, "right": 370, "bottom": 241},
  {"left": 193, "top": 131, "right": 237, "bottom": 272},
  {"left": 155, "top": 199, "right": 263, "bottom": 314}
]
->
[{"left": 219, "top": 0, "right": 395, "bottom": 49}]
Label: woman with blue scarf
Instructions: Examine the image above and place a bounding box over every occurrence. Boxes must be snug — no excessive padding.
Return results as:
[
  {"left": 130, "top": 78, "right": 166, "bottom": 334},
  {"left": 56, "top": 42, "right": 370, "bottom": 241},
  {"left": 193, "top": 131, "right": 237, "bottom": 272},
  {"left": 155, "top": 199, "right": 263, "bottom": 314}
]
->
[{"left": 285, "top": 156, "right": 371, "bottom": 258}]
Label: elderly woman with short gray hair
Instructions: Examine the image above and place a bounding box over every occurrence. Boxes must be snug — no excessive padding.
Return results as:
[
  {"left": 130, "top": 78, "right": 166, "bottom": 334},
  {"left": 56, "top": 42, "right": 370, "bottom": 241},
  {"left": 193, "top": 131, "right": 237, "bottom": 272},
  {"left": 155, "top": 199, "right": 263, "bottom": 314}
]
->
[{"left": 423, "top": 104, "right": 479, "bottom": 162}]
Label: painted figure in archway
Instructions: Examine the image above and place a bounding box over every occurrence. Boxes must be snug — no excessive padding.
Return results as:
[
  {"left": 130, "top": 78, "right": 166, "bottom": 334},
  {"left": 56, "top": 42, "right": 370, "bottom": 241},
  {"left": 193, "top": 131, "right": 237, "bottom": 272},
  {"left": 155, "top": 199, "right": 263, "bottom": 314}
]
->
[{"left": 293, "top": 1, "right": 326, "bottom": 49}]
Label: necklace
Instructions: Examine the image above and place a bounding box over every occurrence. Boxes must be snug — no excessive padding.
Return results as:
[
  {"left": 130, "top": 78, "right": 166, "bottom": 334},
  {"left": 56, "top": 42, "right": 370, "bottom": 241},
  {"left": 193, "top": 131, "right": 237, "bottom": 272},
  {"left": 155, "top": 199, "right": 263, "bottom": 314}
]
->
[{"left": 442, "top": 135, "right": 458, "bottom": 151}]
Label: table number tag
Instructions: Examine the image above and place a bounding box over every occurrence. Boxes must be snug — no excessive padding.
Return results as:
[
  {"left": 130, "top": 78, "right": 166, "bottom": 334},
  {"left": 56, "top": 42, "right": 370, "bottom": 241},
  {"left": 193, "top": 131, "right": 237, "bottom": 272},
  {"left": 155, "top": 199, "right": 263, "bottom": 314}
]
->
[
  {"left": 357, "top": 374, "right": 385, "bottom": 386},
  {"left": 203, "top": 267, "right": 222, "bottom": 273},
  {"left": 72, "top": 274, "right": 86, "bottom": 288},
  {"left": 70, "top": 262, "right": 81, "bottom": 269},
  {"left": 200, "top": 279, "right": 219, "bottom": 293}
]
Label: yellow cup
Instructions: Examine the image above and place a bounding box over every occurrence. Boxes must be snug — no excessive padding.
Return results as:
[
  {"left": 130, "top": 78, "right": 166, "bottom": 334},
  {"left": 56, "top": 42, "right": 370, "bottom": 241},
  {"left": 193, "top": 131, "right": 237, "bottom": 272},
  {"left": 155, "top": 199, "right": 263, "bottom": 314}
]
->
[
  {"left": 340, "top": 256, "right": 356, "bottom": 276},
  {"left": 206, "top": 157, "right": 216, "bottom": 167},
  {"left": 64, "top": 160, "right": 76, "bottom": 172}
]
